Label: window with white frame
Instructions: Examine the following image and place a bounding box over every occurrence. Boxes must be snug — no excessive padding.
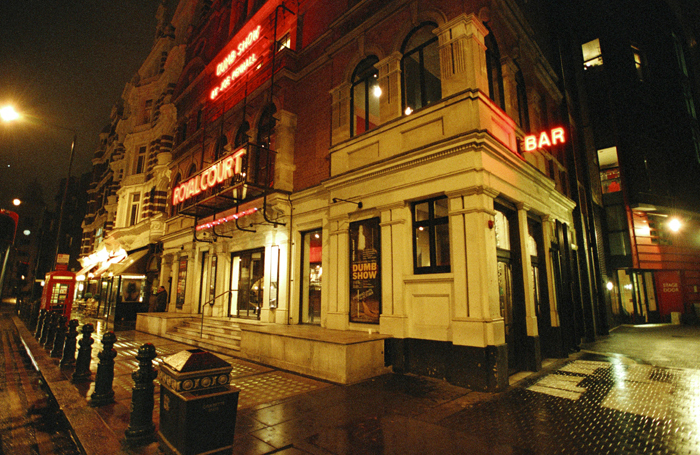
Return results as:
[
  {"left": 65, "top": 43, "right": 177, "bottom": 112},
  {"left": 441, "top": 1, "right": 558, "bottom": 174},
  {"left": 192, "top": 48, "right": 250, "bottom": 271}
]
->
[
  {"left": 129, "top": 192, "right": 141, "bottom": 226},
  {"left": 412, "top": 196, "right": 450, "bottom": 274},
  {"left": 135, "top": 146, "right": 147, "bottom": 174}
]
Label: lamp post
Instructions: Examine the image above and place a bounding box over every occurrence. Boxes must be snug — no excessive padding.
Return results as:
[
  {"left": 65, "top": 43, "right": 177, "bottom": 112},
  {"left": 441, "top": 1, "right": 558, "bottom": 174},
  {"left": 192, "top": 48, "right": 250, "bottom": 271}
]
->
[{"left": 1, "top": 105, "right": 77, "bottom": 270}]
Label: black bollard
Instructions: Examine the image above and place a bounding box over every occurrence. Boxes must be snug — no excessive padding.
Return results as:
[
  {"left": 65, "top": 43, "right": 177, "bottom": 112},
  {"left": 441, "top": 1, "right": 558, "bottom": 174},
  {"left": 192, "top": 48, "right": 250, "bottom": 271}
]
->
[
  {"left": 89, "top": 331, "right": 117, "bottom": 406},
  {"left": 72, "top": 323, "right": 94, "bottom": 383},
  {"left": 60, "top": 319, "right": 79, "bottom": 367},
  {"left": 50, "top": 315, "right": 68, "bottom": 358},
  {"left": 35, "top": 309, "right": 47, "bottom": 340},
  {"left": 125, "top": 343, "right": 158, "bottom": 444},
  {"left": 29, "top": 301, "right": 40, "bottom": 332},
  {"left": 41, "top": 312, "right": 57, "bottom": 348}
]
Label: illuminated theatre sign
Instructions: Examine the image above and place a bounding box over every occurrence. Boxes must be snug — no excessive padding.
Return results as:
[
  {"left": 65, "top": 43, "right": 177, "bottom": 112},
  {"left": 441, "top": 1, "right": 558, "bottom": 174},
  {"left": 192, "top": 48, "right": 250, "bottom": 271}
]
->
[
  {"left": 522, "top": 127, "right": 566, "bottom": 152},
  {"left": 172, "top": 149, "right": 246, "bottom": 206},
  {"left": 210, "top": 25, "right": 262, "bottom": 100}
]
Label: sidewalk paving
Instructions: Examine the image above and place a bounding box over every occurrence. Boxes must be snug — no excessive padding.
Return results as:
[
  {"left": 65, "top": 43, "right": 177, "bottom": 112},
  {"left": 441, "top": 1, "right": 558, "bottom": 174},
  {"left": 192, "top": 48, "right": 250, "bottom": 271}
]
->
[{"left": 10, "top": 306, "right": 700, "bottom": 455}]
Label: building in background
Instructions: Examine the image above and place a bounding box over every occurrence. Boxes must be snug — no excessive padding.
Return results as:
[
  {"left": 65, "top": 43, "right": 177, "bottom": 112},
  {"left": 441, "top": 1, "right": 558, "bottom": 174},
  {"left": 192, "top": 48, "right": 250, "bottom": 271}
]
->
[
  {"left": 79, "top": 0, "right": 193, "bottom": 327},
  {"left": 149, "top": 0, "right": 606, "bottom": 391},
  {"left": 558, "top": 0, "right": 700, "bottom": 324}
]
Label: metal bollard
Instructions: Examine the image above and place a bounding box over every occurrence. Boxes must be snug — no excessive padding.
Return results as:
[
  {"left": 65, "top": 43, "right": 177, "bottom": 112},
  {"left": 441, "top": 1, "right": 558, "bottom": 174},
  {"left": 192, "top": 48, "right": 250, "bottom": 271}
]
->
[
  {"left": 125, "top": 343, "right": 158, "bottom": 444},
  {"left": 29, "top": 301, "right": 40, "bottom": 332},
  {"left": 60, "top": 319, "right": 79, "bottom": 367},
  {"left": 50, "top": 315, "right": 68, "bottom": 358},
  {"left": 72, "top": 323, "right": 94, "bottom": 383},
  {"left": 89, "top": 331, "right": 117, "bottom": 406},
  {"left": 42, "top": 312, "right": 58, "bottom": 348},
  {"left": 35, "top": 309, "right": 47, "bottom": 340}
]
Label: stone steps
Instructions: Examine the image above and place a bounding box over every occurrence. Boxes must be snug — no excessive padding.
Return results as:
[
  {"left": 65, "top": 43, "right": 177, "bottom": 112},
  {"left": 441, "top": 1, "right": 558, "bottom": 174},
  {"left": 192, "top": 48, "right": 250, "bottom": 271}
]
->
[{"left": 165, "top": 318, "right": 242, "bottom": 357}]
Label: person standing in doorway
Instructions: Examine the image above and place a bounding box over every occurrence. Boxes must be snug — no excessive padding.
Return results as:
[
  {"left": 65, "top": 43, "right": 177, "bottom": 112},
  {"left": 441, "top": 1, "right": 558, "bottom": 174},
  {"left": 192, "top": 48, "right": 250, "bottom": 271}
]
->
[{"left": 156, "top": 286, "right": 168, "bottom": 312}]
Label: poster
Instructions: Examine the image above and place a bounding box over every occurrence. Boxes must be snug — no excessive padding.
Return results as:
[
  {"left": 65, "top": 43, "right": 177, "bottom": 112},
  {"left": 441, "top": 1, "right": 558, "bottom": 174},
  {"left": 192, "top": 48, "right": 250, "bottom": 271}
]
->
[
  {"left": 176, "top": 257, "right": 188, "bottom": 309},
  {"left": 349, "top": 218, "right": 381, "bottom": 324}
]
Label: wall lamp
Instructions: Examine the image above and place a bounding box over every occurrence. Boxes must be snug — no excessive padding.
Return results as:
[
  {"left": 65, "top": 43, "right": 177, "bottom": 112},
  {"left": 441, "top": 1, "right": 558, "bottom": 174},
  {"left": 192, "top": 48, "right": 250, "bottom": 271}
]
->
[{"left": 332, "top": 198, "right": 362, "bottom": 209}]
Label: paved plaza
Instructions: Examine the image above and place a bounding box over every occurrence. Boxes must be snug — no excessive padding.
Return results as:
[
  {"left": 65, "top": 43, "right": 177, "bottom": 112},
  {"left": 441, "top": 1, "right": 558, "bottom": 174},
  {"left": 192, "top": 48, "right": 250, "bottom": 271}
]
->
[{"left": 2, "top": 301, "right": 700, "bottom": 454}]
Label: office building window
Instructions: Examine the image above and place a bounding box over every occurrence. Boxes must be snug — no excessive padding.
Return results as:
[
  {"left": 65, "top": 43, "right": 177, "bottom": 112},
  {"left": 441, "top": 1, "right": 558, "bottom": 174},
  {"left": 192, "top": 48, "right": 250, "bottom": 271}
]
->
[
  {"left": 412, "top": 196, "right": 450, "bottom": 274},
  {"left": 486, "top": 28, "right": 505, "bottom": 110},
  {"left": 401, "top": 22, "right": 441, "bottom": 115}
]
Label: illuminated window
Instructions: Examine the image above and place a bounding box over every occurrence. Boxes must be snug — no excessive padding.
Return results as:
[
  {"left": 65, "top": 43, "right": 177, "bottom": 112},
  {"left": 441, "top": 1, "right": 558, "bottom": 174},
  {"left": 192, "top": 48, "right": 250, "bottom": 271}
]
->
[
  {"left": 277, "top": 33, "right": 290, "bottom": 52},
  {"left": 486, "top": 28, "right": 505, "bottom": 110},
  {"left": 135, "top": 146, "right": 147, "bottom": 174},
  {"left": 401, "top": 23, "right": 441, "bottom": 114},
  {"left": 412, "top": 196, "right": 450, "bottom": 274},
  {"left": 129, "top": 193, "right": 141, "bottom": 226},
  {"left": 582, "top": 38, "right": 603, "bottom": 69},
  {"left": 351, "top": 56, "right": 380, "bottom": 136},
  {"left": 631, "top": 45, "right": 645, "bottom": 81}
]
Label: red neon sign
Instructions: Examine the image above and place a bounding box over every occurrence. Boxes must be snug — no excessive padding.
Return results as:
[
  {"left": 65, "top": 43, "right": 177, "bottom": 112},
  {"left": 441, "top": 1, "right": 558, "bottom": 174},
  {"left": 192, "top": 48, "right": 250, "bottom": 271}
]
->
[
  {"left": 210, "top": 25, "right": 262, "bottom": 100},
  {"left": 172, "top": 149, "right": 246, "bottom": 206},
  {"left": 523, "top": 127, "right": 566, "bottom": 152},
  {"left": 196, "top": 208, "right": 258, "bottom": 231}
]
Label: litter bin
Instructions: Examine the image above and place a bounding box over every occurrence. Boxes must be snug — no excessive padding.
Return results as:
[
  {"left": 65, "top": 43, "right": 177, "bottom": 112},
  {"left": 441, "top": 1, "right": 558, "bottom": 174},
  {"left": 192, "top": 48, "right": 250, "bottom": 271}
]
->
[{"left": 157, "top": 349, "right": 239, "bottom": 455}]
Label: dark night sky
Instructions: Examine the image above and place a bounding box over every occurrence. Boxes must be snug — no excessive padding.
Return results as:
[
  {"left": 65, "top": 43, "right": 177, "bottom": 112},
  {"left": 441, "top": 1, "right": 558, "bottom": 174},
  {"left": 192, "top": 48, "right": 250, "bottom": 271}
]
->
[{"left": 0, "top": 0, "right": 172, "bottom": 211}]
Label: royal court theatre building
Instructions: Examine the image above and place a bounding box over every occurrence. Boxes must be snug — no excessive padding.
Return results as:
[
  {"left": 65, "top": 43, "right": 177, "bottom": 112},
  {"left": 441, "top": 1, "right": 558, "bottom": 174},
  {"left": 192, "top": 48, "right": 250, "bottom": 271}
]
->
[{"left": 136, "top": 0, "right": 603, "bottom": 392}]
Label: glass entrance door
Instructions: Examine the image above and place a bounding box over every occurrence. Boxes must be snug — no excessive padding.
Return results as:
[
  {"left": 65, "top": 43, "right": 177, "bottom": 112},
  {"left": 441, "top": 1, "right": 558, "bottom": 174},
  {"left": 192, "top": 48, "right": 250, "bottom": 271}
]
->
[
  {"left": 229, "top": 249, "right": 264, "bottom": 319},
  {"left": 301, "top": 229, "right": 322, "bottom": 324}
]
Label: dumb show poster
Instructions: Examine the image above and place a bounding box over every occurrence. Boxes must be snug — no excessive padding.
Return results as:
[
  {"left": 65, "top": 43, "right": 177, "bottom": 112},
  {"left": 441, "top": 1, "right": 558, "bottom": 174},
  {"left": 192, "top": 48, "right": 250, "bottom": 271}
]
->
[{"left": 349, "top": 218, "right": 381, "bottom": 324}]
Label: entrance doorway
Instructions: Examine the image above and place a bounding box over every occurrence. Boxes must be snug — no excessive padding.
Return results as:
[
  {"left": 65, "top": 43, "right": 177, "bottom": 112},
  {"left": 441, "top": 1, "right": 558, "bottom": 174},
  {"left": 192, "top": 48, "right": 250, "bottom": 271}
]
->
[
  {"left": 229, "top": 248, "right": 264, "bottom": 319},
  {"left": 300, "top": 229, "right": 322, "bottom": 324}
]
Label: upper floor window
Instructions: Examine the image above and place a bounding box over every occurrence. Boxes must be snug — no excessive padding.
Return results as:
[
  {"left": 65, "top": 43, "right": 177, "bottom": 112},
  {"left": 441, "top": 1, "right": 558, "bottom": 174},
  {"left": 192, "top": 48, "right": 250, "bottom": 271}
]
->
[
  {"left": 129, "top": 193, "right": 141, "bottom": 226},
  {"left": 401, "top": 23, "right": 441, "bottom": 115},
  {"left": 257, "top": 104, "right": 277, "bottom": 148},
  {"left": 412, "top": 196, "right": 450, "bottom": 274},
  {"left": 515, "top": 66, "right": 530, "bottom": 132},
  {"left": 235, "top": 121, "right": 250, "bottom": 148},
  {"left": 143, "top": 100, "right": 152, "bottom": 124},
  {"left": 485, "top": 28, "right": 505, "bottom": 110},
  {"left": 135, "top": 146, "right": 147, "bottom": 174},
  {"left": 351, "top": 55, "right": 380, "bottom": 136},
  {"left": 631, "top": 45, "right": 645, "bottom": 81},
  {"left": 582, "top": 38, "right": 603, "bottom": 70},
  {"left": 214, "top": 134, "right": 227, "bottom": 160}
]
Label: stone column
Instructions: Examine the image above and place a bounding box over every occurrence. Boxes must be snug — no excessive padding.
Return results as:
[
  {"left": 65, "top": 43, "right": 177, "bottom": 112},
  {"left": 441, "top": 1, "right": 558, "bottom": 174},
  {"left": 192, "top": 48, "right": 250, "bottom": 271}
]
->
[
  {"left": 378, "top": 202, "right": 409, "bottom": 337},
  {"left": 502, "top": 58, "right": 519, "bottom": 123},
  {"left": 541, "top": 215, "right": 560, "bottom": 328},
  {"left": 517, "top": 203, "right": 541, "bottom": 371},
  {"left": 436, "top": 13, "right": 489, "bottom": 98},
  {"left": 376, "top": 52, "right": 403, "bottom": 123},
  {"left": 326, "top": 217, "right": 350, "bottom": 330}
]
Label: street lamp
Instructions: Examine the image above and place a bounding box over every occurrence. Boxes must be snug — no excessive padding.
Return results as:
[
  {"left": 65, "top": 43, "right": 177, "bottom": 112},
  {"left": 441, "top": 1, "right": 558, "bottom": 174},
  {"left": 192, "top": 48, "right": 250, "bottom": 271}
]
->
[{"left": 1, "top": 105, "right": 77, "bottom": 269}]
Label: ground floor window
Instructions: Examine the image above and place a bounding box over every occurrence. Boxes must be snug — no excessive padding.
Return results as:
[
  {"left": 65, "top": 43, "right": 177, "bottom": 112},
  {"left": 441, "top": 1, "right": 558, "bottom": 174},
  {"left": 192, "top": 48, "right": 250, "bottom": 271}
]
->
[
  {"left": 412, "top": 196, "right": 450, "bottom": 274},
  {"left": 300, "top": 230, "right": 322, "bottom": 324}
]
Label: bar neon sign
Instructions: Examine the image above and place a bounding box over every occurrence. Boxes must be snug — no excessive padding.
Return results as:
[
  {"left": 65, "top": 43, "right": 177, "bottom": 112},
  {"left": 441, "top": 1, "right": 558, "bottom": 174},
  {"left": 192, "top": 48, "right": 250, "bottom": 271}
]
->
[
  {"left": 522, "top": 127, "right": 566, "bottom": 152},
  {"left": 210, "top": 25, "right": 262, "bottom": 100},
  {"left": 196, "top": 208, "right": 258, "bottom": 231},
  {"left": 172, "top": 149, "right": 246, "bottom": 206}
]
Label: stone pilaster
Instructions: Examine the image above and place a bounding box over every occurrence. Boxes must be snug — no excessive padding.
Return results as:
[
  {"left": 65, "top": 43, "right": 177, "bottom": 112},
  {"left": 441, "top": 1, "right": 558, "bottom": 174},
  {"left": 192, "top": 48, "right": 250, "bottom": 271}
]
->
[{"left": 436, "top": 13, "right": 489, "bottom": 98}]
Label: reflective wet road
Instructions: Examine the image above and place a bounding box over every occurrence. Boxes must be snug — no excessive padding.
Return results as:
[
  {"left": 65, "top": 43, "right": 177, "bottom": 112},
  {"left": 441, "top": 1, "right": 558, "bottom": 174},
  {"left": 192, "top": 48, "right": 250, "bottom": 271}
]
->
[{"left": 0, "top": 306, "right": 81, "bottom": 455}]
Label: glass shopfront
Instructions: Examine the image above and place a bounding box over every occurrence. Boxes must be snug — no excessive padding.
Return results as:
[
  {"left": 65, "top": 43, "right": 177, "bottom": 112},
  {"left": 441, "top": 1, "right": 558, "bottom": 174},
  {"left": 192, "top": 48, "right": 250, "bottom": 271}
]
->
[
  {"left": 229, "top": 248, "right": 264, "bottom": 319},
  {"left": 300, "top": 229, "right": 322, "bottom": 324}
]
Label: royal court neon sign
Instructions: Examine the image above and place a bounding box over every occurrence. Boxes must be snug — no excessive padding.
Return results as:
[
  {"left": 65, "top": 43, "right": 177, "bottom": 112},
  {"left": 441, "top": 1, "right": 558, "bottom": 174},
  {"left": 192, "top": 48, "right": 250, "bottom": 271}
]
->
[
  {"left": 522, "top": 127, "right": 566, "bottom": 152},
  {"left": 172, "top": 149, "right": 246, "bottom": 206},
  {"left": 210, "top": 26, "right": 262, "bottom": 100}
]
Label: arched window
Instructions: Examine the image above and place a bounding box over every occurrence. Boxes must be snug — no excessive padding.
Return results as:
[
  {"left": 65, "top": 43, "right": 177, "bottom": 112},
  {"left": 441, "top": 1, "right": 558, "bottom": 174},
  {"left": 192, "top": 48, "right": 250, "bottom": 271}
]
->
[
  {"left": 257, "top": 104, "right": 277, "bottom": 148},
  {"left": 351, "top": 55, "right": 380, "bottom": 136},
  {"left": 214, "top": 134, "right": 228, "bottom": 160},
  {"left": 187, "top": 164, "right": 197, "bottom": 177},
  {"left": 485, "top": 28, "right": 505, "bottom": 110},
  {"left": 515, "top": 65, "right": 530, "bottom": 131},
  {"left": 401, "top": 23, "right": 441, "bottom": 115},
  {"left": 235, "top": 121, "right": 250, "bottom": 148}
]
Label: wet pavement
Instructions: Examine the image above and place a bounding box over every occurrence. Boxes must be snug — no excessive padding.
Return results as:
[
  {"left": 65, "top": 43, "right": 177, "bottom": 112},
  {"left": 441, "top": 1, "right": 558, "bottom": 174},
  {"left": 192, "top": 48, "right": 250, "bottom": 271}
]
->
[{"left": 5, "top": 301, "right": 700, "bottom": 454}]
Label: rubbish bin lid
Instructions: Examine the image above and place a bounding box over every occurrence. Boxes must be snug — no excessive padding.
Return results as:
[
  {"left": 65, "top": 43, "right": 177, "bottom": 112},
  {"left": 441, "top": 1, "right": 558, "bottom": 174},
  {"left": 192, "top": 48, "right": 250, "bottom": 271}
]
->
[{"left": 163, "top": 348, "right": 231, "bottom": 373}]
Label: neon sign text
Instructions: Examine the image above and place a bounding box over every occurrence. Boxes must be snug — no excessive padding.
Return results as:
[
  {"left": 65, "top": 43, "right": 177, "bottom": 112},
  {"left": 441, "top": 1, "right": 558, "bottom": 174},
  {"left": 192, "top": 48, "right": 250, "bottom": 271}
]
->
[
  {"left": 196, "top": 208, "right": 258, "bottom": 231},
  {"left": 210, "top": 54, "right": 257, "bottom": 100},
  {"left": 216, "top": 26, "right": 261, "bottom": 76},
  {"left": 172, "top": 150, "right": 246, "bottom": 206},
  {"left": 523, "top": 127, "right": 566, "bottom": 152}
]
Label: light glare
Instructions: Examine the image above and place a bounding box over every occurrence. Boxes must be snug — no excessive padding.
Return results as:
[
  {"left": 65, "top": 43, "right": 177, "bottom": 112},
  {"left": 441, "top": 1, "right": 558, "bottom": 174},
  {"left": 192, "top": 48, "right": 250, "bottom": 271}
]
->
[{"left": 1, "top": 105, "right": 20, "bottom": 122}]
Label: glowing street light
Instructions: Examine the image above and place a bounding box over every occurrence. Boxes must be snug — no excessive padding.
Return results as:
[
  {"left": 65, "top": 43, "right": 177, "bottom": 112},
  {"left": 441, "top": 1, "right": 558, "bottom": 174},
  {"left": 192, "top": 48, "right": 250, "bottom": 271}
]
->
[
  {"left": 12, "top": 199, "right": 21, "bottom": 207},
  {"left": 668, "top": 217, "right": 682, "bottom": 233},
  {"left": 0, "top": 105, "right": 20, "bottom": 122}
]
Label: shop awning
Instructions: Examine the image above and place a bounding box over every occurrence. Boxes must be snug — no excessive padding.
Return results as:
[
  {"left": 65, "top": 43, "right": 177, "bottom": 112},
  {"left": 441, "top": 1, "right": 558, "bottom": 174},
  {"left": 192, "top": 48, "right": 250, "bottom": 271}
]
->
[{"left": 108, "top": 248, "right": 150, "bottom": 277}]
